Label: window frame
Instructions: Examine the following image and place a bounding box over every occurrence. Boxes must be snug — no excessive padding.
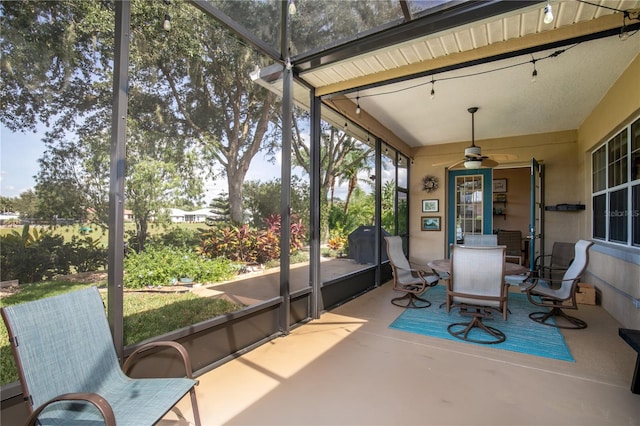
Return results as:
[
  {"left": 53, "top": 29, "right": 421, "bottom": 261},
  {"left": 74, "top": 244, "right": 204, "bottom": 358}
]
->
[{"left": 591, "top": 115, "right": 640, "bottom": 248}]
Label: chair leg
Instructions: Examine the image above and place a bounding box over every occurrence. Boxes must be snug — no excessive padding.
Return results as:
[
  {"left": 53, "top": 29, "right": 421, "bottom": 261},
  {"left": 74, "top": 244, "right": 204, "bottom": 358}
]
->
[
  {"left": 447, "top": 316, "right": 506, "bottom": 344},
  {"left": 529, "top": 307, "right": 587, "bottom": 329},
  {"left": 190, "top": 387, "right": 201, "bottom": 426},
  {"left": 391, "top": 293, "right": 431, "bottom": 308}
]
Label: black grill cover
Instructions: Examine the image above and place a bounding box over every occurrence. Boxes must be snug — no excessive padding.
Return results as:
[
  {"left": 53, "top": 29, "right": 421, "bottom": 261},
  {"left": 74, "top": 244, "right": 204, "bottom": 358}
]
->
[{"left": 347, "top": 226, "right": 390, "bottom": 264}]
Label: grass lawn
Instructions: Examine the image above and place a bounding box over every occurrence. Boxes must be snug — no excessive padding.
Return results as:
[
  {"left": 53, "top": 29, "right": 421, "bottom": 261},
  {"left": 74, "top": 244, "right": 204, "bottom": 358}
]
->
[
  {"left": 0, "top": 278, "right": 242, "bottom": 386},
  {"left": 0, "top": 222, "right": 208, "bottom": 246}
]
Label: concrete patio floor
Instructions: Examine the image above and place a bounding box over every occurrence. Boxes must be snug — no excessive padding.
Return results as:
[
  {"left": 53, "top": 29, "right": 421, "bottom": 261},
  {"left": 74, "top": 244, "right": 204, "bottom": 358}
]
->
[{"left": 161, "top": 280, "right": 639, "bottom": 426}]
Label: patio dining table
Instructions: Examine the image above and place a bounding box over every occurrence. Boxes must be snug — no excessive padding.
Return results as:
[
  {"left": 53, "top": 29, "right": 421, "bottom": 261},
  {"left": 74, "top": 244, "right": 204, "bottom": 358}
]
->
[{"left": 428, "top": 258, "right": 529, "bottom": 281}]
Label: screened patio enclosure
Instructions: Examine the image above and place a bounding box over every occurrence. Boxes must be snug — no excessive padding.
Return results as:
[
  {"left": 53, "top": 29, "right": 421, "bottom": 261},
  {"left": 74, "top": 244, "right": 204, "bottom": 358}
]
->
[{"left": 2, "top": 0, "right": 640, "bottom": 420}]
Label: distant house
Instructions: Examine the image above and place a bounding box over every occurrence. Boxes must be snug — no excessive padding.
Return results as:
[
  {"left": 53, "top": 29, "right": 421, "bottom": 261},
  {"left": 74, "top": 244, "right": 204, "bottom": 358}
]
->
[
  {"left": 168, "top": 208, "right": 212, "bottom": 223},
  {"left": 0, "top": 212, "right": 20, "bottom": 226}
]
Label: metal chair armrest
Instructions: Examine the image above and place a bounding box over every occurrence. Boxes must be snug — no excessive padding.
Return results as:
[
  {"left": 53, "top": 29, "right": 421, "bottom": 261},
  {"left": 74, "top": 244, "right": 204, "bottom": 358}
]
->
[
  {"left": 533, "top": 254, "right": 552, "bottom": 267},
  {"left": 409, "top": 264, "right": 439, "bottom": 285},
  {"left": 27, "top": 392, "right": 116, "bottom": 426},
  {"left": 525, "top": 275, "right": 580, "bottom": 295},
  {"left": 124, "top": 340, "right": 195, "bottom": 380}
]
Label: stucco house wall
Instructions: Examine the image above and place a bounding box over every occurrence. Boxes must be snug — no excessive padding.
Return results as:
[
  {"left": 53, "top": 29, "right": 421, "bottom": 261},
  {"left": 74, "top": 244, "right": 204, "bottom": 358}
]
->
[{"left": 576, "top": 53, "right": 640, "bottom": 329}]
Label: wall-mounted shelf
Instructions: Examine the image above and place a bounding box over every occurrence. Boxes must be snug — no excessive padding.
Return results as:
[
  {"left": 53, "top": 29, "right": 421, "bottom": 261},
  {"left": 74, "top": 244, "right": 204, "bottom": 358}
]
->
[
  {"left": 493, "top": 194, "right": 506, "bottom": 219},
  {"left": 545, "top": 204, "right": 586, "bottom": 211}
]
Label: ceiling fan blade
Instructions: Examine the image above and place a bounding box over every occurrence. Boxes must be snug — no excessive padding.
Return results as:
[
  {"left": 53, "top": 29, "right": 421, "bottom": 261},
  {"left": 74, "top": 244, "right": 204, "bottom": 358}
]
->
[
  {"left": 486, "top": 153, "right": 518, "bottom": 161},
  {"left": 483, "top": 158, "right": 499, "bottom": 167},
  {"left": 432, "top": 158, "right": 465, "bottom": 168},
  {"left": 432, "top": 159, "right": 459, "bottom": 167}
]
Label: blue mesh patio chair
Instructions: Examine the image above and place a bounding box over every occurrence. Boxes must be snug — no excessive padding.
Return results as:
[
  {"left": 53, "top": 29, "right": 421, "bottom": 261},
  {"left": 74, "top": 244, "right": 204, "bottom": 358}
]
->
[{"left": 1, "top": 286, "right": 201, "bottom": 426}]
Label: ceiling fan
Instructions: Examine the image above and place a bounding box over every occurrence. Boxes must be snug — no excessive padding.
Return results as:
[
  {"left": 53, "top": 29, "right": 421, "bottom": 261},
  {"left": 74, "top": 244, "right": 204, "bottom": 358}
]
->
[{"left": 433, "top": 107, "right": 516, "bottom": 169}]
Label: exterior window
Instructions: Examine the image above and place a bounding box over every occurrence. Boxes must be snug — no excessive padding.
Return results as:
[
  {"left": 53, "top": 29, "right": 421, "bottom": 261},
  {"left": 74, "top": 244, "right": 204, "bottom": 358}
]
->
[
  {"left": 592, "top": 194, "right": 606, "bottom": 239},
  {"left": 633, "top": 185, "right": 640, "bottom": 246},
  {"left": 591, "top": 116, "right": 640, "bottom": 247}
]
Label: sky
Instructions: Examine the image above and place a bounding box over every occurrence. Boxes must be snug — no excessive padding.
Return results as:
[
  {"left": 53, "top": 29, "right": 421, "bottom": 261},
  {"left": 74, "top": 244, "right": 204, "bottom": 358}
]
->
[{"left": 0, "top": 125, "right": 45, "bottom": 198}]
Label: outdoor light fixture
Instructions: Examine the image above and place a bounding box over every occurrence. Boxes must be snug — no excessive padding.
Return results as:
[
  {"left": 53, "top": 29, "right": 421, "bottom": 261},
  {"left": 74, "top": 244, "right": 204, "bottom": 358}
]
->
[
  {"left": 356, "top": 95, "right": 361, "bottom": 115},
  {"left": 163, "top": 14, "right": 171, "bottom": 31},
  {"left": 619, "top": 11, "right": 640, "bottom": 40},
  {"left": 430, "top": 76, "right": 436, "bottom": 99},
  {"left": 531, "top": 58, "right": 538, "bottom": 82},
  {"left": 543, "top": 1, "right": 554, "bottom": 24},
  {"left": 288, "top": 0, "right": 297, "bottom": 15}
]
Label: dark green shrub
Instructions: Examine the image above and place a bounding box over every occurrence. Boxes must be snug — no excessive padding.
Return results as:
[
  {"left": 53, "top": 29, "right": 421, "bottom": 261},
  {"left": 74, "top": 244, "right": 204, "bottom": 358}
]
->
[
  {"left": 65, "top": 235, "right": 108, "bottom": 273},
  {"left": 154, "top": 226, "right": 200, "bottom": 249},
  {"left": 124, "top": 246, "right": 238, "bottom": 288},
  {"left": 0, "top": 225, "right": 64, "bottom": 282},
  {"left": 1, "top": 225, "right": 108, "bottom": 283}
]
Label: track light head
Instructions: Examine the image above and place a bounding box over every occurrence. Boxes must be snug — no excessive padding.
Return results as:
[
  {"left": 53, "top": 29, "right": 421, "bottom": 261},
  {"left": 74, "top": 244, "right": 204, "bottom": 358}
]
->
[{"left": 543, "top": 2, "right": 554, "bottom": 24}]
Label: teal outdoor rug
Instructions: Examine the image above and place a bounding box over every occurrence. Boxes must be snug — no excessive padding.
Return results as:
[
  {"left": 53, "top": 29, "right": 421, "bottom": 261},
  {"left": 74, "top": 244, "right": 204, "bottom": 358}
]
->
[{"left": 389, "top": 285, "right": 574, "bottom": 362}]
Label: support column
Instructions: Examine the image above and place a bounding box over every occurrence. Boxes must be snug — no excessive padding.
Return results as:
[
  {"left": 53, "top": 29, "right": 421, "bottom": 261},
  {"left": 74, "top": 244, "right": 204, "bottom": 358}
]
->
[{"left": 108, "top": 0, "right": 130, "bottom": 363}]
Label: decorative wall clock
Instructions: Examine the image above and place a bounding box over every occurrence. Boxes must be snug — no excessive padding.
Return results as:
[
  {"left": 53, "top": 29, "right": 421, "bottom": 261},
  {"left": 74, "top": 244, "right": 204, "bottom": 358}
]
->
[{"left": 422, "top": 175, "right": 438, "bottom": 192}]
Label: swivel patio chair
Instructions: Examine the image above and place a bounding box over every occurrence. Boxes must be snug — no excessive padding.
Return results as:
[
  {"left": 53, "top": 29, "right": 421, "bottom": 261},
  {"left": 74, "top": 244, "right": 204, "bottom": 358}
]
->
[
  {"left": 446, "top": 245, "right": 508, "bottom": 344},
  {"left": 1, "top": 286, "right": 201, "bottom": 426},
  {"left": 385, "top": 236, "right": 439, "bottom": 308},
  {"left": 533, "top": 241, "right": 575, "bottom": 283},
  {"left": 522, "top": 239, "right": 594, "bottom": 329},
  {"left": 497, "top": 229, "right": 524, "bottom": 265}
]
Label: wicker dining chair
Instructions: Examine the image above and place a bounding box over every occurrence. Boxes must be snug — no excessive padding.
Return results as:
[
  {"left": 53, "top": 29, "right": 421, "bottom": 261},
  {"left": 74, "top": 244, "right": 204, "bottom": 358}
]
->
[{"left": 1, "top": 286, "right": 201, "bottom": 426}]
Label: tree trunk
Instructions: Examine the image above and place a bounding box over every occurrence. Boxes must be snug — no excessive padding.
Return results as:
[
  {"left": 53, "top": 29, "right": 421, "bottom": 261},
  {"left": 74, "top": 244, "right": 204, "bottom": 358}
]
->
[{"left": 136, "top": 218, "right": 148, "bottom": 252}]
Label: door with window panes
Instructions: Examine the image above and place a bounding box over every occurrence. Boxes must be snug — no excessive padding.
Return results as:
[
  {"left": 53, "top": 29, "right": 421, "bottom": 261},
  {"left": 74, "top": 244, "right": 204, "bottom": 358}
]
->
[{"left": 448, "top": 169, "right": 493, "bottom": 252}]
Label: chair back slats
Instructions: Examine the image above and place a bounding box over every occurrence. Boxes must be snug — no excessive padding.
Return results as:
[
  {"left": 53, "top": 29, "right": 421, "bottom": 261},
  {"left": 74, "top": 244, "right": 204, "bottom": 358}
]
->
[{"left": 2, "top": 287, "right": 125, "bottom": 411}]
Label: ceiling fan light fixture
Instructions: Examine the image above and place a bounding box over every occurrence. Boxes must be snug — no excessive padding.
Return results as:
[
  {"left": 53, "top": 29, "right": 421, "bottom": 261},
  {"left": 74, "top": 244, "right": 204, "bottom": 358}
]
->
[{"left": 464, "top": 159, "right": 483, "bottom": 169}]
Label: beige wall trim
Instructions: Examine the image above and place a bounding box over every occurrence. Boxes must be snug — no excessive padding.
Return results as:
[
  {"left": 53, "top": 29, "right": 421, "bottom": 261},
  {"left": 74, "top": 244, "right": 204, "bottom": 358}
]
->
[{"left": 314, "top": 14, "right": 625, "bottom": 97}]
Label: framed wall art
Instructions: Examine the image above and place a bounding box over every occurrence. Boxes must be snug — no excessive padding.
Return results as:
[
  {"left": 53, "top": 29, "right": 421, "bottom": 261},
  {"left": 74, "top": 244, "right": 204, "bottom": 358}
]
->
[
  {"left": 493, "top": 178, "right": 507, "bottom": 193},
  {"left": 422, "top": 199, "right": 439, "bottom": 213},
  {"left": 421, "top": 216, "right": 441, "bottom": 231}
]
